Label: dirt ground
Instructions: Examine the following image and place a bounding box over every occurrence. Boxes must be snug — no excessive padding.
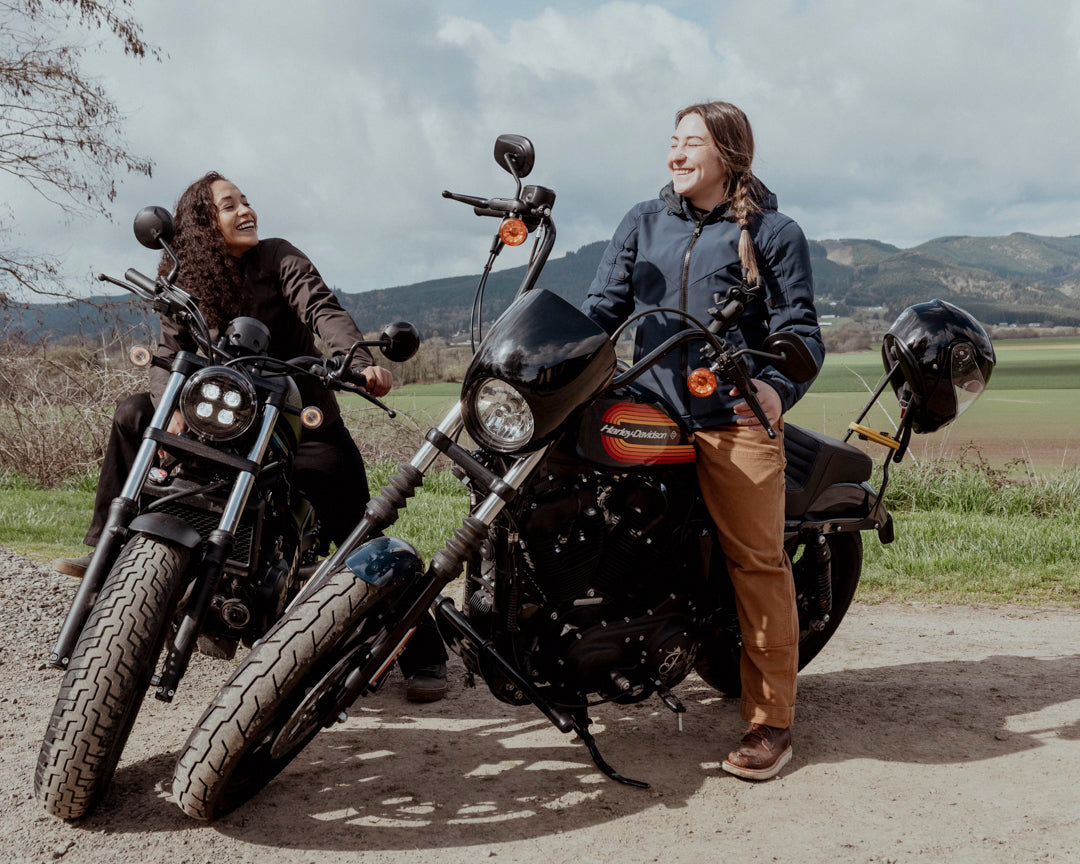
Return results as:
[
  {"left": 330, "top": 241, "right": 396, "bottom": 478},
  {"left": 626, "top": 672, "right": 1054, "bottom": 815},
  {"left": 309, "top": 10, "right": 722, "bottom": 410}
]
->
[{"left": 2, "top": 546, "right": 1078, "bottom": 864}]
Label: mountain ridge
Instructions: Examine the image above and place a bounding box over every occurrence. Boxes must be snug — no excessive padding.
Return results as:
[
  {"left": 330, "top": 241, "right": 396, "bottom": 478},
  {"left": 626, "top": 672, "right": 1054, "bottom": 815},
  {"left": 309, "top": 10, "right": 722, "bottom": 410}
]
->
[{"left": 5, "top": 230, "right": 1080, "bottom": 341}]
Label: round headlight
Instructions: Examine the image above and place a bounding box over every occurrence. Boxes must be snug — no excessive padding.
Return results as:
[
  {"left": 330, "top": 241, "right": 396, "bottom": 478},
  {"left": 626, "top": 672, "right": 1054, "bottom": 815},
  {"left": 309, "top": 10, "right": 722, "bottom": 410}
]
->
[
  {"left": 180, "top": 367, "right": 257, "bottom": 441},
  {"left": 469, "top": 378, "right": 534, "bottom": 452}
]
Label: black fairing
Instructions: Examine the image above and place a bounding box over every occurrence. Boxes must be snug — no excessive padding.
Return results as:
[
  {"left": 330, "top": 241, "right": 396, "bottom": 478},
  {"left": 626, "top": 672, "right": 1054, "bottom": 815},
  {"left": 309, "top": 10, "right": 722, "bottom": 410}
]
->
[{"left": 463, "top": 289, "right": 617, "bottom": 451}]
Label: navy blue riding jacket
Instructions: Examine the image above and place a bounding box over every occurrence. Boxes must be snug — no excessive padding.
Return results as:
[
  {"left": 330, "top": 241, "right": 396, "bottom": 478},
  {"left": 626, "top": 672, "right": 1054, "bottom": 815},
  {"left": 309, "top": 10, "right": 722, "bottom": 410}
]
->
[{"left": 582, "top": 182, "right": 825, "bottom": 430}]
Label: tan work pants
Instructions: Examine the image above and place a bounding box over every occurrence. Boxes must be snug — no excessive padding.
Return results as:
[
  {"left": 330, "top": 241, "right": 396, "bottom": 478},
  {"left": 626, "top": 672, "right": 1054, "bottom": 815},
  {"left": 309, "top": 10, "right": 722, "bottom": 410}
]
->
[{"left": 694, "top": 423, "right": 798, "bottom": 728}]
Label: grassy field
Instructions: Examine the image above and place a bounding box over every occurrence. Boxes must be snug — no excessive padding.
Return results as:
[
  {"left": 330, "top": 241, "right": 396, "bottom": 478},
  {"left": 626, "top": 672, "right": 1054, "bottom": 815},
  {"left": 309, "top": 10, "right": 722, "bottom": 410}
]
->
[
  {"left": 347, "top": 337, "right": 1080, "bottom": 470},
  {"left": 792, "top": 337, "right": 1080, "bottom": 468},
  {"left": 2, "top": 339, "right": 1077, "bottom": 606}
]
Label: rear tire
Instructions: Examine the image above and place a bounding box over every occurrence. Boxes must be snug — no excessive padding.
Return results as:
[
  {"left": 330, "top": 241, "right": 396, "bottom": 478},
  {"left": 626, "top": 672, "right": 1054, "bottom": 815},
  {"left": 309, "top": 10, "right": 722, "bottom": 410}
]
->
[
  {"left": 172, "top": 568, "right": 390, "bottom": 821},
  {"left": 695, "top": 531, "right": 862, "bottom": 696},
  {"left": 34, "top": 536, "right": 188, "bottom": 819},
  {"left": 794, "top": 531, "right": 862, "bottom": 668}
]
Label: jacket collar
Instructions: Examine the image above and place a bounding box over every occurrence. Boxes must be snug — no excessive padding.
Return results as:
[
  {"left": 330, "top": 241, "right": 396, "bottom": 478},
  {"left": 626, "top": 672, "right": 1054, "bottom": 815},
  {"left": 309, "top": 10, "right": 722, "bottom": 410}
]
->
[{"left": 659, "top": 181, "right": 779, "bottom": 223}]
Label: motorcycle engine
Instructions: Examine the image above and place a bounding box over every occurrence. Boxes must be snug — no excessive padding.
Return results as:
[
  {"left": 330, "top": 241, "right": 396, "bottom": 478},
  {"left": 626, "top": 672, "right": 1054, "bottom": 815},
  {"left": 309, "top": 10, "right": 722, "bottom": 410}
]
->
[{"left": 466, "top": 472, "right": 700, "bottom": 705}]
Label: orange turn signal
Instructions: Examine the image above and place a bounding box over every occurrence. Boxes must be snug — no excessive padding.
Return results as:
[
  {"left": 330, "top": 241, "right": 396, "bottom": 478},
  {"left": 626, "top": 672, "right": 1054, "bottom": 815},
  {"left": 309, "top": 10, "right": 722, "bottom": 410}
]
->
[
  {"left": 687, "top": 367, "right": 717, "bottom": 397},
  {"left": 129, "top": 345, "right": 152, "bottom": 367},
  {"left": 301, "top": 406, "right": 324, "bottom": 429},
  {"left": 499, "top": 217, "right": 528, "bottom": 247}
]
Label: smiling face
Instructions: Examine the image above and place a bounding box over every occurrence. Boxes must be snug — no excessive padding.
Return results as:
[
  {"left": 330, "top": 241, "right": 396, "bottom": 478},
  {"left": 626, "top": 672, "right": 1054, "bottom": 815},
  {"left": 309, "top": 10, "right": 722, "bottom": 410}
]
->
[
  {"left": 211, "top": 179, "right": 258, "bottom": 257},
  {"left": 667, "top": 111, "right": 730, "bottom": 212}
]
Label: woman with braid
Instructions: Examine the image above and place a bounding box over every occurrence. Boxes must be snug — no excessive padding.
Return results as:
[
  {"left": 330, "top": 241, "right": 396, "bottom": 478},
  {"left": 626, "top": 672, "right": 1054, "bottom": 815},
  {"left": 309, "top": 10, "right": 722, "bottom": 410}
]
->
[{"left": 583, "top": 101, "right": 824, "bottom": 779}]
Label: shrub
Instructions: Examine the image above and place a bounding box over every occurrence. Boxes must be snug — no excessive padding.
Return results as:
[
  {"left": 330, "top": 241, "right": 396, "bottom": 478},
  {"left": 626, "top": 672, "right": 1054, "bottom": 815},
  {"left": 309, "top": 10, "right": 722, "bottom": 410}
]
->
[{"left": 0, "top": 338, "right": 142, "bottom": 487}]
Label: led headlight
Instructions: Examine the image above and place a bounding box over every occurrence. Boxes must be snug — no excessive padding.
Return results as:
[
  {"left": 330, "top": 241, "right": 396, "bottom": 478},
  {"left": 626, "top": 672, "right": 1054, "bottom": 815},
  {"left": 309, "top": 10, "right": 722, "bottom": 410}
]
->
[
  {"left": 179, "top": 367, "right": 257, "bottom": 441},
  {"left": 469, "top": 378, "right": 535, "bottom": 452}
]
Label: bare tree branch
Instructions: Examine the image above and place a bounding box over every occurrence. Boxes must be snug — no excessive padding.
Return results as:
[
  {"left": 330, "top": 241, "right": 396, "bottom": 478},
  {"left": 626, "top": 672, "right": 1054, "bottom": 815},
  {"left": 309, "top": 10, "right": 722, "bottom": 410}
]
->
[{"left": 0, "top": 0, "right": 157, "bottom": 305}]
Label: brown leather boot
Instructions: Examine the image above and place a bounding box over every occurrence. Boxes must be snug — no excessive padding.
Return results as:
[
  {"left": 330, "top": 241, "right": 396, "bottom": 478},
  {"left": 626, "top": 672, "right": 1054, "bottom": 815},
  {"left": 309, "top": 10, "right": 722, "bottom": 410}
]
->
[
  {"left": 51, "top": 554, "right": 92, "bottom": 579},
  {"left": 722, "top": 723, "right": 793, "bottom": 780},
  {"left": 405, "top": 663, "right": 448, "bottom": 703}
]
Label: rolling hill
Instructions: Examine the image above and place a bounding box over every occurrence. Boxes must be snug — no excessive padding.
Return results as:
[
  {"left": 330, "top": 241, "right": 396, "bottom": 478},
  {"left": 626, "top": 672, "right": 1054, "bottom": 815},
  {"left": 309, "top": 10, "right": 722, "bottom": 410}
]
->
[{"left": 5, "top": 231, "right": 1080, "bottom": 343}]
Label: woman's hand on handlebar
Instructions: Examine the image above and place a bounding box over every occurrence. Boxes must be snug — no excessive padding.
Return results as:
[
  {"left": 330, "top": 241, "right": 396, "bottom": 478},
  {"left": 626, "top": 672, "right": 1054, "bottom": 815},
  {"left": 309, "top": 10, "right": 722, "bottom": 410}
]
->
[
  {"left": 358, "top": 365, "right": 393, "bottom": 397},
  {"left": 731, "top": 379, "right": 782, "bottom": 429}
]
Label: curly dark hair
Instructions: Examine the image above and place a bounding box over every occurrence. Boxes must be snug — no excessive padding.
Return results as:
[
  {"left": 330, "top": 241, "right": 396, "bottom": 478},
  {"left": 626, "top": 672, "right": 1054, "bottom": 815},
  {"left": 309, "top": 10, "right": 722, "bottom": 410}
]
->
[{"left": 157, "top": 171, "right": 250, "bottom": 330}]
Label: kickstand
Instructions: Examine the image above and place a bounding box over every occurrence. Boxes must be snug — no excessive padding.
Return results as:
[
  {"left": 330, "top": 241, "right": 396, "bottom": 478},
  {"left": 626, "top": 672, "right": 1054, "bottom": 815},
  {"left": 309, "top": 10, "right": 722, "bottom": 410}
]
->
[{"left": 572, "top": 711, "right": 649, "bottom": 789}]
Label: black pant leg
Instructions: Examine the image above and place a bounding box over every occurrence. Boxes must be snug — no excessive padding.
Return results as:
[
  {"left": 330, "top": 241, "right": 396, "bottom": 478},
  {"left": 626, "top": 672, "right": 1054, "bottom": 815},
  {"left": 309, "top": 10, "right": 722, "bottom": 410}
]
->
[{"left": 84, "top": 392, "right": 155, "bottom": 546}]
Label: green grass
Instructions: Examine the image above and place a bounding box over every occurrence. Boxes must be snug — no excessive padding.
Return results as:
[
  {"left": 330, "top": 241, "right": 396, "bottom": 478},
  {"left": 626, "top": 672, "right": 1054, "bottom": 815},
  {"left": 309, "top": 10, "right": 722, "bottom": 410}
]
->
[
  {"left": 5, "top": 460, "right": 1078, "bottom": 608},
  {"left": 863, "top": 510, "right": 1080, "bottom": 605},
  {"left": 4, "top": 338, "right": 1078, "bottom": 605},
  {"left": 859, "top": 460, "right": 1080, "bottom": 605}
]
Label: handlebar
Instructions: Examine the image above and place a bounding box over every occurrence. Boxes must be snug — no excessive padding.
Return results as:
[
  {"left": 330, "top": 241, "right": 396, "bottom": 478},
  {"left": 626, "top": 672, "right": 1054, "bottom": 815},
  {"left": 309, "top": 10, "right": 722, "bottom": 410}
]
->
[
  {"left": 442, "top": 190, "right": 529, "bottom": 219},
  {"left": 124, "top": 268, "right": 159, "bottom": 295},
  {"left": 267, "top": 351, "right": 398, "bottom": 418}
]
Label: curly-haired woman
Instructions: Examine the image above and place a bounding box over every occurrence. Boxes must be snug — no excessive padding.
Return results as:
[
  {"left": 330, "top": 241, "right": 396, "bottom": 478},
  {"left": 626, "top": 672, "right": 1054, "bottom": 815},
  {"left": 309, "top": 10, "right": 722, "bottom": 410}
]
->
[
  {"left": 53, "top": 173, "right": 448, "bottom": 701},
  {"left": 583, "top": 101, "right": 824, "bottom": 778}
]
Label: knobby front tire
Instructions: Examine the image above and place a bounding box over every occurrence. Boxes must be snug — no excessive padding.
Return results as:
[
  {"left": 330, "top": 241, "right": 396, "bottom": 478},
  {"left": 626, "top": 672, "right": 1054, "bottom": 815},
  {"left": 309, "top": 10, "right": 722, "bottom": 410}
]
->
[
  {"left": 34, "top": 536, "right": 188, "bottom": 820},
  {"left": 172, "top": 567, "right": 387, "bottom": 821}
]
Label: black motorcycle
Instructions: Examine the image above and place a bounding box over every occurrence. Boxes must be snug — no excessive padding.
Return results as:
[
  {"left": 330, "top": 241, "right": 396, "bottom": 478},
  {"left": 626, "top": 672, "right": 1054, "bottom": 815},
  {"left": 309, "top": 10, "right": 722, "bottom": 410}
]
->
[
  {"left": 171, "top": 135, "right": 994, "bottom": 819},
  {"left": 34, "top": 207, "right": 420, "bottom": 820}
]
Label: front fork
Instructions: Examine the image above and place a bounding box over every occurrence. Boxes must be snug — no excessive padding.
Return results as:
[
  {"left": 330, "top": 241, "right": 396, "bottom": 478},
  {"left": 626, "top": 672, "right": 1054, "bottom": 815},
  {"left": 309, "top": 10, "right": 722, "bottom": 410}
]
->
[
  {"left": 309, "top": 402, "right": 554, "bottom": 713},
  {"left": 48, "top": 370, "right": 188, "bottom": 669},
  {"left": 154, "top": 402, "right": 281, "bottom": 700}
]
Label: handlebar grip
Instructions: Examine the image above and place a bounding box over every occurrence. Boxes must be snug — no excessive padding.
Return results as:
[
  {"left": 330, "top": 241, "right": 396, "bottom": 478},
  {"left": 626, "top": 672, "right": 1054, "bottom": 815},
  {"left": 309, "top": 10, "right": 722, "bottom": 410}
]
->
[{"left": 125, "top": 268, "right": 158, "bottom": 294}]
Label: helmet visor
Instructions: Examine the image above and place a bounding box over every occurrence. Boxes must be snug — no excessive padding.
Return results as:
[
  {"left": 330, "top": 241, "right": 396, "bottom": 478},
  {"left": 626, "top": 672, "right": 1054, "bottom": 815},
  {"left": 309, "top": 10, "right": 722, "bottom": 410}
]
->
[{"left": 950, "top": 341, "right": 986, "bottom": 420}]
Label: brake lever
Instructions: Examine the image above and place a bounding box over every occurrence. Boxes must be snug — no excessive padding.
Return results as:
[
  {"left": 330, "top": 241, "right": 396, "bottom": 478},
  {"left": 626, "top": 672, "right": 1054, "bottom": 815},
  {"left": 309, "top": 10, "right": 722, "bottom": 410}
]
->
[
  {"left": 700, "top": 340, "right": 776, "bottom": 440},
  {"left": 335, "top": 378, "right": 397, "bottom": 418}
]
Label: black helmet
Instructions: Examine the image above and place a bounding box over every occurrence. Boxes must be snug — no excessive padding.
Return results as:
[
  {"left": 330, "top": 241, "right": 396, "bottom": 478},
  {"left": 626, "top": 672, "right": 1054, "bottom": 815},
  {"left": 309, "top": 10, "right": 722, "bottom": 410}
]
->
[{"left": 881, "top": 299, "right": 995, "bottom": 434}]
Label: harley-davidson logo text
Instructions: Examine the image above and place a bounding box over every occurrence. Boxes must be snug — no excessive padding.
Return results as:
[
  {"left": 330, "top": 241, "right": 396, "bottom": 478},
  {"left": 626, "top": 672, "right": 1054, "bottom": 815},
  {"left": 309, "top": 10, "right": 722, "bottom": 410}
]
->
[{"left": 600, "top": 424, "right": 676, "bottom": 441}]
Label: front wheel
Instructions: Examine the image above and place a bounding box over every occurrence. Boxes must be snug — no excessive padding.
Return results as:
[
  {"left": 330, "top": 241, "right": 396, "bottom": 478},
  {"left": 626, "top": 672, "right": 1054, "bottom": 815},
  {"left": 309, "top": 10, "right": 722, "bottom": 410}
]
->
[
  {"left": 695, "top": 531, "right": 863, "bottom": 696},
  {"left": 172, "top": 566, "right": 395, "bottom": 821},
  {"left": 34, "top": 536, "right": 189, "bottom": 819}
]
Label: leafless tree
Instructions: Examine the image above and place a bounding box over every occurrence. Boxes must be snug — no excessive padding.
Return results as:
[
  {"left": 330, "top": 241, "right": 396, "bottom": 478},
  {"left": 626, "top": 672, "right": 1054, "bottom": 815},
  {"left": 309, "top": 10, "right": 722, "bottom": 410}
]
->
[{"left": 0, "top": 0, "right": 157, "bottom": 305}]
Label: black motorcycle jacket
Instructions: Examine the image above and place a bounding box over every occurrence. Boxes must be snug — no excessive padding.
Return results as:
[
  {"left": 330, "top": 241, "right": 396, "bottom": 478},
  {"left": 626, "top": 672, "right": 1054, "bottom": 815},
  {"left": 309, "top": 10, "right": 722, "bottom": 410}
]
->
[
  {"left": 582, "top": 182, "right": 825, "bottom": 430},
  {"left": 149, "top": 238, "right": 377, "bottom": 424}
]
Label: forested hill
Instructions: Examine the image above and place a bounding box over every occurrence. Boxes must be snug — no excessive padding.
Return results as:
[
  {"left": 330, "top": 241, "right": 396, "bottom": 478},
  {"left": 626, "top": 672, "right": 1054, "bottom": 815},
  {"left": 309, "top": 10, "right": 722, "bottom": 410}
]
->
[{"left": 6, "top": 231, "right": 1080, "bottom": 341}]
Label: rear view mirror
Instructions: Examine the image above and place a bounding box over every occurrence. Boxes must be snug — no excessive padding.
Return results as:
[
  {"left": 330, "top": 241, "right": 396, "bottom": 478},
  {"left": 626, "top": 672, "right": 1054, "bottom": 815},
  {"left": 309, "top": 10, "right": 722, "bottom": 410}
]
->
[
  {"left": 133, "top": 206, "right": 175, "bottom": 250},
  {"left": 762, "top": 332, "right": 819, "bottom": 384},
  {"left": 494, "top": 135, "right": 534, "bottom": 179},
  {"left": 380, "top": 321, "right": 422, "bottom": 363}
]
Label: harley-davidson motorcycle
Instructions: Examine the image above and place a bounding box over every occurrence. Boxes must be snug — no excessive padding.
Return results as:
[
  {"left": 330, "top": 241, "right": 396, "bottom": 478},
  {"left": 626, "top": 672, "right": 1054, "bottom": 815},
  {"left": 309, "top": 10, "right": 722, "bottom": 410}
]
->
[
  {"left": 34, "top": 207, "right": 420, "bottom": 820},
  {"left": 171, "top": 135, "right": 995, "bottom": 820}
]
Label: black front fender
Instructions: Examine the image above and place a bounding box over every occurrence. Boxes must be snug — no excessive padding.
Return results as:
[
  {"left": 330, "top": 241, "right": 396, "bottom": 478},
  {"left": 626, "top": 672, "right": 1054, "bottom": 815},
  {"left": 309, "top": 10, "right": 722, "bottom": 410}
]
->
[
  {"left": 344, "top": 536, "right": 424, "bottom": 589},
  {"left": 128, "top": 512, "right": 202, "bottom": 549}
]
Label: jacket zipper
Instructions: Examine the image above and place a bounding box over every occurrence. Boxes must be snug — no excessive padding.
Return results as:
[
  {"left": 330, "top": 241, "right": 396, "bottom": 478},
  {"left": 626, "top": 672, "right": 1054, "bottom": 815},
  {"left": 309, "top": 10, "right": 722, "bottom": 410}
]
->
[{"left": 679, "top": 218, "right": 705, "bottom": 411}]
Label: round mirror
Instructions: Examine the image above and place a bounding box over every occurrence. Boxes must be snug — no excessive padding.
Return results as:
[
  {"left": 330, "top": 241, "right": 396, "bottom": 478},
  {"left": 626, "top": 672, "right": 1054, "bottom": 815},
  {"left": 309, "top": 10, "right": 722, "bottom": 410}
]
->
[
  {"left": 133, "top": 206, "right": 175, "bottom": 250},
  {"left": 493, "top": 134, "right": 534, "bottom": 179},
  {"left": 762, "top": 332, "right": 819, "bottom": 384},
  {"left": 380, "top": 321, "right": 422, "bottom": 363}
]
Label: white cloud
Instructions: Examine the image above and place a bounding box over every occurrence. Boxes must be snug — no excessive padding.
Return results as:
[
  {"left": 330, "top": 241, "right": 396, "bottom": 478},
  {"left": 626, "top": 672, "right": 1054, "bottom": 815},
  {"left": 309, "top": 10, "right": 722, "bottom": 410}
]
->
[{"left": 4, "top": 0, "right": 1080, "bottom": 304}]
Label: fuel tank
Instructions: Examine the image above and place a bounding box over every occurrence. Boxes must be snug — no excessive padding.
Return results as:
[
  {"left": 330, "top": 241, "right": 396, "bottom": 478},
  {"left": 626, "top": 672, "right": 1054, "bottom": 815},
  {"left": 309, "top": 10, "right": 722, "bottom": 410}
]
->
[{"left": 574, "top": 384, "right": 696, "bottom": 470}]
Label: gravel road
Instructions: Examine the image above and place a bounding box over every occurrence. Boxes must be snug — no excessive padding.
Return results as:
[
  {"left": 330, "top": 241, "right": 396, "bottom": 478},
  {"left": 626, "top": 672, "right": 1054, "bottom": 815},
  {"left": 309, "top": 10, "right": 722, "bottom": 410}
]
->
[{"left": 2, "top": 545, "right": 1078, "bottom": 864}]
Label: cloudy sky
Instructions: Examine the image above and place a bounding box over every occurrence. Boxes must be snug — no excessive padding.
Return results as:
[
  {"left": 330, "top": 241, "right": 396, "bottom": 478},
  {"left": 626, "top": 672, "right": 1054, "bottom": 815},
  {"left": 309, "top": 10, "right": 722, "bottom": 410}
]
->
[{"left": 7, "top": 0, "right": 1080, "bottom": 301}]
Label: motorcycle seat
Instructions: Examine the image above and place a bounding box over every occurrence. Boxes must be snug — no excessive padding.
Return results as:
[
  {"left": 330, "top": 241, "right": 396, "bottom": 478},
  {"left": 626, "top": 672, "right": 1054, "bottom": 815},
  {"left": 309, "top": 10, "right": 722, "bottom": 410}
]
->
[{"left": 783, "top": 423, "right": 873, "bottom": 518}]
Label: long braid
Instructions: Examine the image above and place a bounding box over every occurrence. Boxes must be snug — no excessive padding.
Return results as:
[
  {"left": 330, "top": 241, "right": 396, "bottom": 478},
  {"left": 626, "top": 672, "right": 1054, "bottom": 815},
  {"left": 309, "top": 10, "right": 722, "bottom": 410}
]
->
[{"left": 676, "top": 101, "right": 766, "bottom": 284}]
